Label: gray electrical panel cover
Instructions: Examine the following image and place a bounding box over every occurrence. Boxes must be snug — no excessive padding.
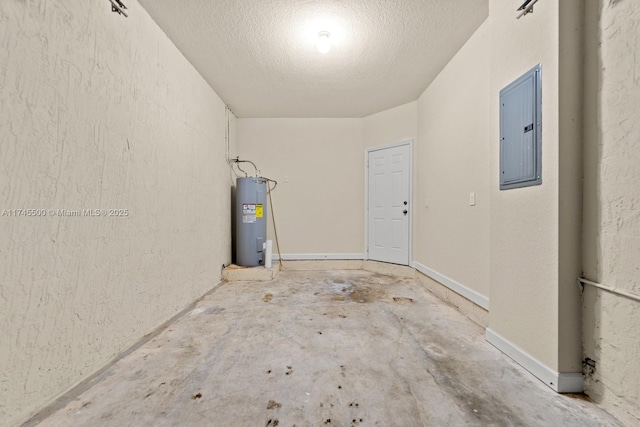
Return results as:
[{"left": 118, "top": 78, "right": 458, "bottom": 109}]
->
[{"left": 500, "top": 64, "right": 542, "bottom": 190}]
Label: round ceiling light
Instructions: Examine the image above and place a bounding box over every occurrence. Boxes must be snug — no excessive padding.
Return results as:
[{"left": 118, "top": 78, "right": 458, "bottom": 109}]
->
[{"left": 317, "top": 31, "right": 331, "bottom": 54}]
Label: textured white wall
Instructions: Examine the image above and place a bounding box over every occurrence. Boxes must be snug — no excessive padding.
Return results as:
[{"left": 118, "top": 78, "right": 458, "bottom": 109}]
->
[
  {"left": 0, "top": 1, "right": 231, "bottom": 425},
  {"left": 582, "top": 1, "right": 640, "bottom": 424},
  {"left": 363, "top": 101, "right": 417, "bottom": 150},
  {"left": 236, "top": 118, "right": 364, "bottom": 256},
  {"left": 488, "top": 0, "right": 562, "bottom": 370},
  {"left": 415, "top": 21, "right": 491, "bottom": 301},
  {"left": 413, "top": 0, "right": 583, "bottom": 382}
]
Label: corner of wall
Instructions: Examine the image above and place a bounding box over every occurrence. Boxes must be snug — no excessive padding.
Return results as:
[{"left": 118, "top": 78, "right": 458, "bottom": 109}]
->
[
  {"left": 486, "top": 328, "right": 584, "bottom": 393},
  {"left": 557, "top": 0, "right": 585, "bottom": 374}
]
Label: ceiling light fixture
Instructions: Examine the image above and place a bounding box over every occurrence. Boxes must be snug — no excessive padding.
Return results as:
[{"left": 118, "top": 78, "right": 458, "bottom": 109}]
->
[{"left": 317, "top": 31, "right": 331, "bottom": 54}]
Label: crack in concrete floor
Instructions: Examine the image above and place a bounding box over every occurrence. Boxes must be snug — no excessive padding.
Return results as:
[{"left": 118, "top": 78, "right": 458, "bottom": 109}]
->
[{"left": 32, "top": 270, "right": 622, "bottom": 427}]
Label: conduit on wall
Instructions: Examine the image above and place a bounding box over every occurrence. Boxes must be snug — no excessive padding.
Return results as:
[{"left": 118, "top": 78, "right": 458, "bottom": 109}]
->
[
  {"left": 108, "top": 0, "right": 128, "bottom": 17},
  {"left": 517, "top": 0, "right": 540, "bottom": 19},
  {"left": 579, "top": 277, "right": 640, "bottom": 303},
  {"left": 225, "top": 105, "right": 232, "bottom": 163}
]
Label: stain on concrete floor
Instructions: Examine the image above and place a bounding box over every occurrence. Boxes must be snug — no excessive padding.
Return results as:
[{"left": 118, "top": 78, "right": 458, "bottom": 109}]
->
[{"left": 31, "top": 270, "right": 621, "bottom": 427}]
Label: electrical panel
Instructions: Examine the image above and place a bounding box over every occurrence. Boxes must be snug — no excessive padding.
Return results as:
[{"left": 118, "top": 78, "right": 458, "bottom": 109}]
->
[{"left": 500, "top": 64, "right": 542, "bottom": 190}]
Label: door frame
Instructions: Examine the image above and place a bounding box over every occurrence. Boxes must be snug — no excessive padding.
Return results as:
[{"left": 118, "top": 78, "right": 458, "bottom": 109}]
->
[{"left": 364, "top": 139, "right": 413, "bottom": 265}]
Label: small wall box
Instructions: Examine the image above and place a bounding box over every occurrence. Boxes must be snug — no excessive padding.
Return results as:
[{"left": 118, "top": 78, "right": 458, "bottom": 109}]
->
[{"left": 499, "top": 64, "right": 542, "bottom": 190}]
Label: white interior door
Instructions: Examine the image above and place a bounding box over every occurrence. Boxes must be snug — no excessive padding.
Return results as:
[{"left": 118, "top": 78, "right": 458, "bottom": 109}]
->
[{"left": 367, "top": 143, "right": 411, "bottom": 265}]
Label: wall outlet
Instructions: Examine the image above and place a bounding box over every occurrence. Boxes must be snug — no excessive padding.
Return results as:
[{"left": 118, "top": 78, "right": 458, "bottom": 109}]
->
[{"left": 469, "top": 192, "right": 476, "bottom": 206}]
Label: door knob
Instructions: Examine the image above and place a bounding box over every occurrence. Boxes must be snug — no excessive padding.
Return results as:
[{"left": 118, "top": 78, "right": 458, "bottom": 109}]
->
[{"left": 403, "top": 210, "right": 408, "bottom": 215}]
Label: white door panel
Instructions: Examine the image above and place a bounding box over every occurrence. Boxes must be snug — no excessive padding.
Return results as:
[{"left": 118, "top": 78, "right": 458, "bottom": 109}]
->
[{"left": 367, "top": 143, "right": 410, "bottom": 265}]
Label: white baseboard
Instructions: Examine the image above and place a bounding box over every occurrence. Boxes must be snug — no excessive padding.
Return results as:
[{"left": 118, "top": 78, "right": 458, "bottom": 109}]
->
[
  {"left": 486, "top": 328, "right": 584, "bottom": 393},
  {"left": 412, "top": 262, "right": 490, "bottom": 310},
  {"left": 274, "top": 253, "right": 366, "bottom": 261}
]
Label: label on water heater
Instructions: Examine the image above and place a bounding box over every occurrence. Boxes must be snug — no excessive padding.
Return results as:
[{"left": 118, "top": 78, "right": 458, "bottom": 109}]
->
[
  {"left": 256, "top": 204, "right": 263, "bottom": 218},
  {"left": 242, "top": 204, "right": 256, "bottom": 223}
]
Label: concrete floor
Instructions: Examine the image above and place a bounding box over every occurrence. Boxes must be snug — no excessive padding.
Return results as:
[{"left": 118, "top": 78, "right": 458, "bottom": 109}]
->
[{"left": 31, "top": 269, "right": 621, "bottom": 426}]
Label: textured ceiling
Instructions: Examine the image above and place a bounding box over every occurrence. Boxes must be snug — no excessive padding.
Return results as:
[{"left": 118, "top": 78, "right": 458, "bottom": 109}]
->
[{"left": 137, "top": 0, "right": 489, "bottom": 118}]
